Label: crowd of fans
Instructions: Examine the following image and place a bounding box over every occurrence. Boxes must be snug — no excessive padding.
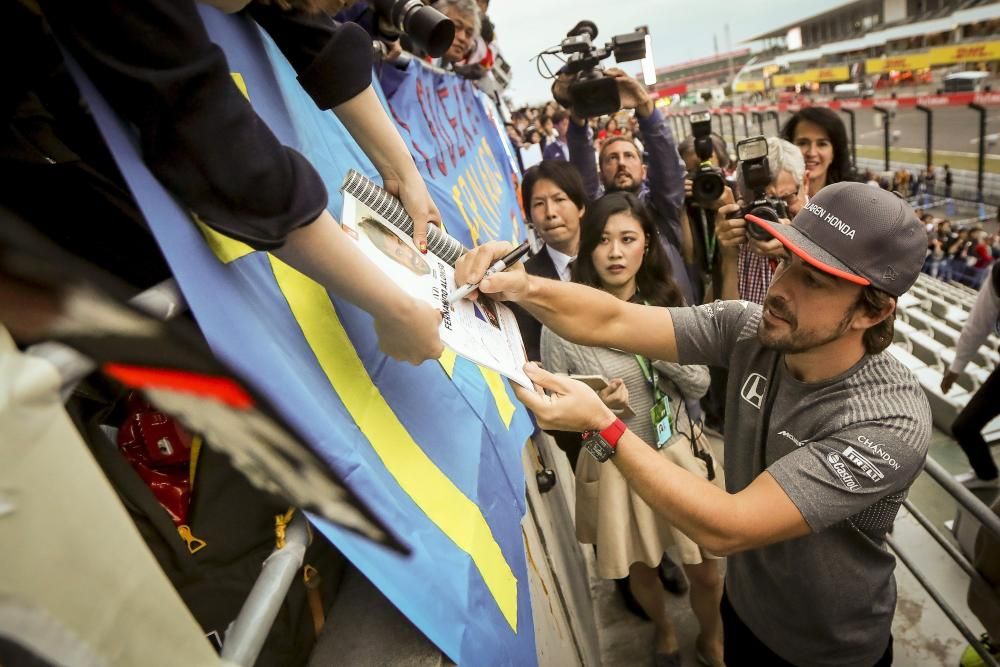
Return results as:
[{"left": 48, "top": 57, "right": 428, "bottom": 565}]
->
[
  {"left": 855, "top": 162, "right": 998, "bottom": 289},
  {"left": 4, "top": 0, "right": 1000, "bottom": 664},
  {"left": 497, "top": 75, "right": 1000, "bottom": 664}
]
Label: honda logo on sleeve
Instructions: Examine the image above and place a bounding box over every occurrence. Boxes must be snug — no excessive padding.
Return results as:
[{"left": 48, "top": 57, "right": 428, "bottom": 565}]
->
[{"left": 740, "top": 373, "right": 768, "bottom": 409}]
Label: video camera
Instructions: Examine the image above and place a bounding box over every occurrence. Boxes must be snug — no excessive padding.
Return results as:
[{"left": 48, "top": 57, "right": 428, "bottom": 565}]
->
[
  {"left": 556, "top": 21, "right": 647, "bottom": 118},
  {"left": 735, "top": 136, "right": 787, "bottom": 242},
  {"left": 369, "top": 0, "right": 455, "bottom": 59},
  {"left": 687, "top": 111, "right": 726, "bottom": 208}
]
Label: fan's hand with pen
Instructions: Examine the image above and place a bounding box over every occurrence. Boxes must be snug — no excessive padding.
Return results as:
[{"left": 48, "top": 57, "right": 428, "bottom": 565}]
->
[{"left": 452, "top": 241, "right": 532, "bottom": 303}]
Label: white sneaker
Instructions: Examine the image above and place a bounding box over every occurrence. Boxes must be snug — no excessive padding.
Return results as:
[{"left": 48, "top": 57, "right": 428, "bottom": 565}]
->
[{"left": 955, "top": 470, "right": 1000, "bottom": 489}]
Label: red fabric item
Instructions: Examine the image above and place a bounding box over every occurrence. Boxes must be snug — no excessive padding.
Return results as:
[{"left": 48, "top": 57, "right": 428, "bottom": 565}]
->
[
  {"left": 117, "top": 393, "right": 193, "bottom": 526},
  {"left": 103, "top": 363, "right": 254, "bottom": 409}
]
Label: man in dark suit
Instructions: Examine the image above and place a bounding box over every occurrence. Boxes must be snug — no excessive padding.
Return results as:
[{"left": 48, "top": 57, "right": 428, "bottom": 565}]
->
[{"left": 513, "top": 160, "right": 584, "bottom": 363}]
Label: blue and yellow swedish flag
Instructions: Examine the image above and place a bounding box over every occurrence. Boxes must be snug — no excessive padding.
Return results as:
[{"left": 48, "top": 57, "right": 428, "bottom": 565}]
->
[{"left": 74, "top": 7, "right": 537, "bottom": 665}]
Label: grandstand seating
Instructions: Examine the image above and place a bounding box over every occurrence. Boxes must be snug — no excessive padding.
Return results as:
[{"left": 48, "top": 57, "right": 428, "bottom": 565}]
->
[{"left": 894, "top": 274, "right": 999, "bottom": 441}]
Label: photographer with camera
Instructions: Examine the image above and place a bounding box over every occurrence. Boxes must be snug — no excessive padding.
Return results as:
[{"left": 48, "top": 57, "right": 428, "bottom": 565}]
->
[
  {"left": 429, "top": 0, "right": 481, "bottom": 74},
  {"left": 556, "top": 67, "right": 693, "bottom": 305},
  {"left": 714, "top": 137, "right": 807, "bottom": 305},
  {"left": 677, "top": 113, "right": 734, "bottom": 302},
  {"left": 542, "top": 21, "right": 692, "bottom": 302}
]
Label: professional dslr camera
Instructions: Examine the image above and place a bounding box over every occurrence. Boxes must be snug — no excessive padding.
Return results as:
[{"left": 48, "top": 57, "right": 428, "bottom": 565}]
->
[
  {"left": 550, "top": 21, "right": 647, "bottom": 118},
  {"left": 368, "top": 0, "right": 455, "bottom": 58},
  {"left": 735, "top": 136, "right": 787, "bottom": 241},
  {"left": 687, "top": 111, "right": 726, "bottom": 208}
]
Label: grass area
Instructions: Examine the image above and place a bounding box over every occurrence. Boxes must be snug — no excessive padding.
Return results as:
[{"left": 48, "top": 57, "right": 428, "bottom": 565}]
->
[{"left": 855, "top": 144, "right": 1000, "bottom": 173}]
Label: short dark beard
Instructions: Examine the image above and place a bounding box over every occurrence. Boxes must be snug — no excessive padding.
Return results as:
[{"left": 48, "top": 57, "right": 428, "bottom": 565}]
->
[
  {"left": 604, "top": 175, "right": 640, "bottom": 194},
  {"left": 757, "top": 298, "right": 857, "bottom": 353}
]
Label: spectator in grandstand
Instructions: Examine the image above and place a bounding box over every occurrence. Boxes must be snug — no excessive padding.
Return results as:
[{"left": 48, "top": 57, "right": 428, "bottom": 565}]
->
[
  {"left": 541, "top": 193, "right": 724, "bottom": 667},
  {"left": 893, "top": 167, "right": 912, "bottom": 198},
  {"left": 598, "top": 116, "right": 623, "bottom": 144},
  {"left": 970, "top": 229, "right": 995, "bottom": 289},
  {"left": 941, "top": 262, "right": 1000, "bottom": 489},
  {"left": 457, "top": 182, "right": 930, "bottom": 667},
  {"left": 538, "top": 114, "right": 556, "bottom": 144},
  {"left": 925, "top": 236, "right": 947, "bottom": 280},
  {"left": 947, "top": 229, "right": 975, "bottom": 285},
  {"left": 505, "top": 122, "right": 523, "bottom": 149},
  {"left": 542, "top": 110, "right": 571, "bottom": 162},
  {"left": 429, "top": 0, "right": 479, "bottom": 67},
  {"left": 524, "top": 126, "right": 543, "bottom": 146},
  {"left": 714, "top": 137, "right": 807, "bottom": 305},
  {"left": 561, "top": 68, "right": 695, "bottom": 305},
  {"left": 780, "top": 107, "right": 854, "bottom": 197},
  {"left": 921, "top": 164, "right": 937, "bottom": 207},
  {"left": 511, "top": 109, "right": 530, "bottom": 136},
  {"left": 41, "top": 0, "right": 445, "bottom": 364}
]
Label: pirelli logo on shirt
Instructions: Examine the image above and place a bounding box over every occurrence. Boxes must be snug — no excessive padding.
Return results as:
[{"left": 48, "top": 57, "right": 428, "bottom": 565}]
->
[{"left": 842, "top": 446, "right": 885, "bottom": 482}]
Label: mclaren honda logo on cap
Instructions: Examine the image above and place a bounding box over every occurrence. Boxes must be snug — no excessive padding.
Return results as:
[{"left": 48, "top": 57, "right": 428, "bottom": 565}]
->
[{"left": 804, "top": 202, "right": 856, "bottom": 239}]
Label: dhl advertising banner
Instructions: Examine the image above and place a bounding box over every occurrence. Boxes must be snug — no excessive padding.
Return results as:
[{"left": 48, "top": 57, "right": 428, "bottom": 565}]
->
[
  {"left": 867, "top": 40, "right": 1000, "bottom": 73},
  {"left": 772, "top": 66, "right": 850, "bottom": 87},
  {"left": 734, "top": 79, "right": 766, "bottom": 93},
  {"left": 930, "top": 39, "right": 1000, "bottom": 65},
  {"left": 865, "top": 52, "right": 933, "bottom": 74},
  {"left": 71, "top": 6, "right": 537, "bottom": 666}
]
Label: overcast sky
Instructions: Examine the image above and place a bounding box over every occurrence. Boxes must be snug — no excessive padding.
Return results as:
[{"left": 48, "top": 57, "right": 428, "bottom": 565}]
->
[{"left": 488, "top": 0, "right": 847, "bottom": 105}]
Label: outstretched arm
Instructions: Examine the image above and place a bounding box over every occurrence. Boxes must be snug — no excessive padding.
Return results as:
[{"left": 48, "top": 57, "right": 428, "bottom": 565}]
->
[
  {"left": 455, "top": 241, "right": 680, "bottom": 362},
  {"left": 515, "top": 364, "right": 810, "bottom": 556}
]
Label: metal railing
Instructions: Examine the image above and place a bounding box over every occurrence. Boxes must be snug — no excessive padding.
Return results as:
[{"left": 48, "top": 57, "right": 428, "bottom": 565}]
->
[
  {"left": 890, "top": 455, "right": 1000, "bottom": 666},
  {"left": 27, "top": 278, "right": 303, "bottom": 667}
]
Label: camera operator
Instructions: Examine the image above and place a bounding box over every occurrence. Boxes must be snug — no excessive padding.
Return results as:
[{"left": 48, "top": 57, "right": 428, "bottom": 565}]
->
[
  {"left": 429, "top": 0, "right": 480, "bottom": 71},
  {"left": 714, "top": 137, "right": 807, "bottom": 305},
  {"left": 557, "top": 68, "right": 695, "bottom": 306}
]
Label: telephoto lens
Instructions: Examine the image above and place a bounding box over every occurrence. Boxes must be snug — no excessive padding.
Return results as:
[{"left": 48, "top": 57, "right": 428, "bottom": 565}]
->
[{"left": 369, "top": 0, "right": 455, "bottom": 58}]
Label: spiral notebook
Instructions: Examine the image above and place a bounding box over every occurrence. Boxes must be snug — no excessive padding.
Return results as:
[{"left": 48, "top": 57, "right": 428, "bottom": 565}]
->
[{"left": 338, "top": 171, "right": 530, "bottom": 388}]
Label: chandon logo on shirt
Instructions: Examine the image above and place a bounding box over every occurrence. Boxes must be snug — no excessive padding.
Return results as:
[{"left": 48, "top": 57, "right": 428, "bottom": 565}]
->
[
  {"left": 856, "top": 435, "right": 902, "bottom": 470},
  {"left": 827, "top": 452, "right": 860, "bottom": 491},
  {"left": 740, "top": 373, "right": 767, "bottom": 409}
]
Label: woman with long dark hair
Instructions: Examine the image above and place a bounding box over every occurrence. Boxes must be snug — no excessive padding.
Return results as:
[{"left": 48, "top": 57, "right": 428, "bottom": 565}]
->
[
  {"left": 781, "top": 106, "right": 854, "bottom": 196},
  {"left": 541, "top": 193, "right": 724, "bottom": 667}
]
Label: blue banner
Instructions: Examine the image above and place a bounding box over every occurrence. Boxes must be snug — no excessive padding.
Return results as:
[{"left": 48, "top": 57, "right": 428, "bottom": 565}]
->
[{"left": 72, "top": 8, "right": 535, "bottom": 666}]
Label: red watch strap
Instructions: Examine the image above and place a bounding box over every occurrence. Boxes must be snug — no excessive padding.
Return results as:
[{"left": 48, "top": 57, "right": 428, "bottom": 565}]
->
[{"left": 599, "top": 418, "right": 627, "bottom": 449}]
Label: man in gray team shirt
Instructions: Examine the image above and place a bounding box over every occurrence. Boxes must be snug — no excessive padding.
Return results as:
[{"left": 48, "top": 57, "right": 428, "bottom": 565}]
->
[{"left": 455, "top": 182, "right": 931, "bottom": 666}]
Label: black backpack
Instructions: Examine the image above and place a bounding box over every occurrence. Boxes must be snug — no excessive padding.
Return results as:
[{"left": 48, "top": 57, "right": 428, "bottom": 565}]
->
[{"left": 67, "top": 387, "right": 345, "bottom": 666}]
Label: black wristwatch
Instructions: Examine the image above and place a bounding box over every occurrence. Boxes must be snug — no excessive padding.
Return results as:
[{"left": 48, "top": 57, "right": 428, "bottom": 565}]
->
[{"left": 581, "top": 417, "right": 627, "bottom": 463}]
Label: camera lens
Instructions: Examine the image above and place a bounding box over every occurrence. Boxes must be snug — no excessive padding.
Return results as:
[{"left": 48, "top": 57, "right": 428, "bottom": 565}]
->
[
  {"left": 691, "top": 170, "right": 725, "bottom": 207},
  {"left": 746, "top": 206, "right": 779, "bottom": 241},
  {"left": 370, "top": 0, "right": 455, "bottom": 58}
]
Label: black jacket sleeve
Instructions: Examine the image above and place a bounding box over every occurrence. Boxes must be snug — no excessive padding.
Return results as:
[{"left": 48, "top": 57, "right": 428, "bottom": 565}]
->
[
  {"left": 245, "top": 2, "right": 373, "bottom": 110},
  {"left": 40, "top": 0, "right": 327, "bottom": 250}
]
